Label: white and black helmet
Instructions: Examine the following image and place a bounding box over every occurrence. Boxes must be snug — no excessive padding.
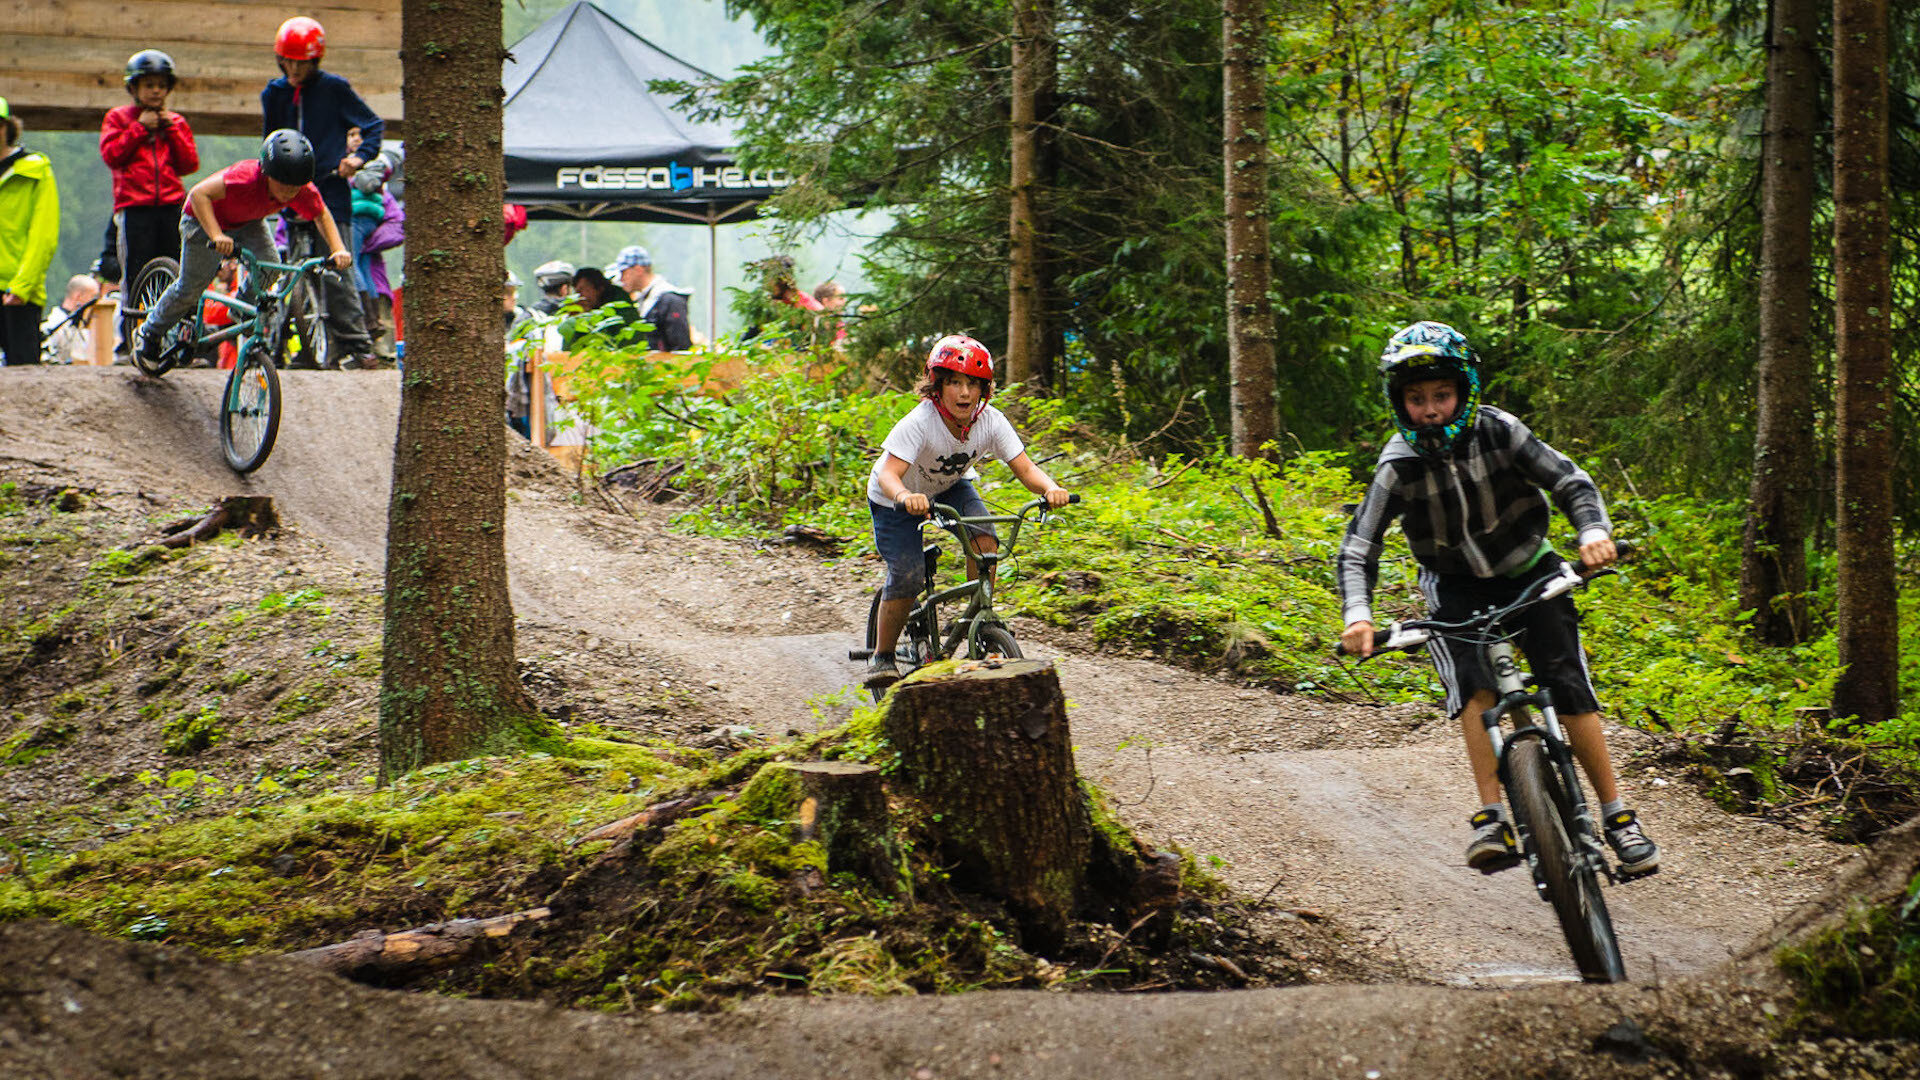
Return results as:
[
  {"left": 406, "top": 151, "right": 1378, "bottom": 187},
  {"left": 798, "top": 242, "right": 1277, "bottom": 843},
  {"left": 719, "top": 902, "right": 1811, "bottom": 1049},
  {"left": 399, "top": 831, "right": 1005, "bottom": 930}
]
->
[{"left": 533, "top": 260, "right": 576, "bottom": 291}]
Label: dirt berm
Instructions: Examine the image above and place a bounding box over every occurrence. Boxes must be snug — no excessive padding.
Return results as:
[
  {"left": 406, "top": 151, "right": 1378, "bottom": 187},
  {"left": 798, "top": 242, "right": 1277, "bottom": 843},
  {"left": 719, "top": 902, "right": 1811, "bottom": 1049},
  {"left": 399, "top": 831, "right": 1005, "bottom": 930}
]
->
[{"left": 0, "top": 367, "right": 1913, "bottom": 1077}]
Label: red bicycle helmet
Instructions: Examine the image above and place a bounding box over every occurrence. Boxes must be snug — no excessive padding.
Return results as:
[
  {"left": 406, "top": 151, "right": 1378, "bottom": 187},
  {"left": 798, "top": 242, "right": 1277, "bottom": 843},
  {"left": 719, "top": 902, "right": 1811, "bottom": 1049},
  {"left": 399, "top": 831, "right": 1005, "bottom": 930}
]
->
[
  {"left": 275, "top": 16, "right": 326, "bottom": 61},
  {"left": 926, "top": 334, "right": 994, "bottom": 401}
]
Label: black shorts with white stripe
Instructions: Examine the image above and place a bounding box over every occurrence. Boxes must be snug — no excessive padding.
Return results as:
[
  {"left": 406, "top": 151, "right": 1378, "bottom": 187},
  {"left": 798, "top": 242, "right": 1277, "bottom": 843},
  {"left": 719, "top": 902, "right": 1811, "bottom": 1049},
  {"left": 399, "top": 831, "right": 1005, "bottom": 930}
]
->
[{"left": 1419, "top": 553, "right": 1601, "bottom": 718}]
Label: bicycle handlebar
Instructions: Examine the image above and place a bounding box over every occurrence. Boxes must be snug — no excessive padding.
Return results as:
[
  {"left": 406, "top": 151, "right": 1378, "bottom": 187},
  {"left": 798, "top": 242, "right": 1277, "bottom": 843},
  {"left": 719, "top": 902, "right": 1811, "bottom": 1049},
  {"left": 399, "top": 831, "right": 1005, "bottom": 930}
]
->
[
  {"left": 926, "top": 491, "right": 1080, "bottom": 527},
  {"left": 1337, "top": 559, "right": 1615, "bottom": 657},
  {"left": 234, "top": 247, "right": 342, "bottom": 284}
]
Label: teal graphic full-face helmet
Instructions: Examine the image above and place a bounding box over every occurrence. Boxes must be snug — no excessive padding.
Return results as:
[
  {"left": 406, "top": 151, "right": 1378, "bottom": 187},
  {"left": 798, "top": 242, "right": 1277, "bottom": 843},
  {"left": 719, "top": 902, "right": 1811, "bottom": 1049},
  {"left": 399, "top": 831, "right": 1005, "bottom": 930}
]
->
[{"left": 1378, "top": 320, "right": 1482, "bottom": 459}]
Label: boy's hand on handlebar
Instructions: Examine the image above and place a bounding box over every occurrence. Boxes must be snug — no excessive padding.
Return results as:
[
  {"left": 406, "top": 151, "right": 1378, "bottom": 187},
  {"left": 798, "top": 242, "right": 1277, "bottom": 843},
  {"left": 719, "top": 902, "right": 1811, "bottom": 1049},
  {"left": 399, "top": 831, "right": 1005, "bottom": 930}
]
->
[
  {"left": 1578, "top": 536, "right": 1617, "bottom": 570},
  {"left": 1340, "top": 620, "right": 1374, "bottom": 659},
  {"left": 1044, "top": 487, "right": 1072, "bottom": 509},
  {"left": 210, "top": 234, "right": 235, "bottom": 257},
  {"left": 329, "top": 250, "right": 353, "bottom": 271},
  {"left": 899, "top": 492, "right": 930, "bottom": 516}
]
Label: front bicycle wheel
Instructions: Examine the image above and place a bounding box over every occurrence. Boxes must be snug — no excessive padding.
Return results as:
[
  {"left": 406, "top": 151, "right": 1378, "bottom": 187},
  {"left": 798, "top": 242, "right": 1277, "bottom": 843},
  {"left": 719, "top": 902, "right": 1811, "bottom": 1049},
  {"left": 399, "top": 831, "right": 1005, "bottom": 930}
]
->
[
  {"left": 222, "top": 344, "right": 283, "bottom": 473},
  {"left": 128, "top": 258, "right": 181, "bottom": 376},
  {"left": 972, "top": 623, "right": 1024, "bottom": 661},
  {"left": 1509, "top": 735, "right": 1626, "bottom": 983}
]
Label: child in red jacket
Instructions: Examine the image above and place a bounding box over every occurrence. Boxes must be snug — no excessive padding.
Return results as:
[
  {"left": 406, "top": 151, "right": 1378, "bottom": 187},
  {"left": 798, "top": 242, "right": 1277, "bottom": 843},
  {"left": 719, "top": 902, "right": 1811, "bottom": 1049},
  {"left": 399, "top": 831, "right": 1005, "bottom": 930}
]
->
[{"left": 100, "top": 49, "right": 198, "bottom": 353}]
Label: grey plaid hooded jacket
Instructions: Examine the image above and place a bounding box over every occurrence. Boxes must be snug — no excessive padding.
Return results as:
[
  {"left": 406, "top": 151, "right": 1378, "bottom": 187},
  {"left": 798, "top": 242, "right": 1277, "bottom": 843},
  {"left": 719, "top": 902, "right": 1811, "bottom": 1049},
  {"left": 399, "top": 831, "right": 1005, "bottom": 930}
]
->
[{"left": 1336, "top": 406, "right": 1613, "bottom": 627}]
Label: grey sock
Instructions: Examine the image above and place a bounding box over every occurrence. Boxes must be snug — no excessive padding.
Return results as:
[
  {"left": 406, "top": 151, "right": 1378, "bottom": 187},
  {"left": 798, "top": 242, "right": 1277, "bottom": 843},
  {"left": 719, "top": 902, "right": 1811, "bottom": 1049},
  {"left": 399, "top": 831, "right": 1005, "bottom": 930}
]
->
[
  {"left": 1481, "top": 803, "right": 1504, "bottom": 820},
  {"left": 1601, "top": 799, "right": 1626, "bottom": 820}
]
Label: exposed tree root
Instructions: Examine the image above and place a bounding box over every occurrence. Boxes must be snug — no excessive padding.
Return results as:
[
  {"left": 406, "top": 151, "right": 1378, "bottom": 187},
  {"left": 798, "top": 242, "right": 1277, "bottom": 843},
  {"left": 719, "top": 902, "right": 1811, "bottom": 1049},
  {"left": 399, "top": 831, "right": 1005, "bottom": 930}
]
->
[{"left": 151, "top": 496, "right": 279, "bottom": 549}]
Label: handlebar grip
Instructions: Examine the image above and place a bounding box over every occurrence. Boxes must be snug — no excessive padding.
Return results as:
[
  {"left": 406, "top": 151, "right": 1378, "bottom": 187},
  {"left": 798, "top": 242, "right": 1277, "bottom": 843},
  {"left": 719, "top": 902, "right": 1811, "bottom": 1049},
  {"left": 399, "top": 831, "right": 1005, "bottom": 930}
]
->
[{"left": 1066, "top": 493, "right": 1081, "bottom": 505}]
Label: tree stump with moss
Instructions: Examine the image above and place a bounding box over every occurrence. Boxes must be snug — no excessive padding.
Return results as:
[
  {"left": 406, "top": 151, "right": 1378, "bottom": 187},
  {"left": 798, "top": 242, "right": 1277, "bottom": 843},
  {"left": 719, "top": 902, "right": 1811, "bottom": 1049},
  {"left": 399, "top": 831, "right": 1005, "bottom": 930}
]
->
[
  {"left": 789, "top": 761, "right": 907, "bottom": 894},
  {"left": 884, "top": 659, "right": 1092, "bottom": 951}
]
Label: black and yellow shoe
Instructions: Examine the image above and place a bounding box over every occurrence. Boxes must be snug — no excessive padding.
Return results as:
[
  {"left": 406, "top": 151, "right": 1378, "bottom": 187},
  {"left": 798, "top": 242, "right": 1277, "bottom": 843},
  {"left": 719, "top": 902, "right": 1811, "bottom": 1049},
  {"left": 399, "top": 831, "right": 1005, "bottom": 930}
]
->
[
  {"left": 1466, "top": 809, "right": 1521, "bottom": 873},
  {"left": 1604, "top": 809, "right": 1660, "bottom": 875}
]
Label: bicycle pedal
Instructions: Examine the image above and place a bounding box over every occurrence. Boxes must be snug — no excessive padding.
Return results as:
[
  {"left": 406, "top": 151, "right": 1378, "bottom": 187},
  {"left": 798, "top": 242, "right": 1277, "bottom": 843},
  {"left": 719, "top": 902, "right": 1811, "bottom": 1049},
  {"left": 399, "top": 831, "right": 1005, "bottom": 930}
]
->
[
  {"left": 1474, "top": 853, "right": 1522, "bottom": 876},
  {"left": 1616, "top": 865, "right": 1661, "bottom": 883}
]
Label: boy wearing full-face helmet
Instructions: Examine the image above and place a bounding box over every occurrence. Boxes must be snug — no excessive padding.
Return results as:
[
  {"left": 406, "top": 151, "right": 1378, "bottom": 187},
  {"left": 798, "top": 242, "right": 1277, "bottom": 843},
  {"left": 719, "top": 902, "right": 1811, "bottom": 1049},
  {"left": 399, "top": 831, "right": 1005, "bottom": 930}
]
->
[{"left": 1336, "top": 321, "right": 1659, "bottom": 876}]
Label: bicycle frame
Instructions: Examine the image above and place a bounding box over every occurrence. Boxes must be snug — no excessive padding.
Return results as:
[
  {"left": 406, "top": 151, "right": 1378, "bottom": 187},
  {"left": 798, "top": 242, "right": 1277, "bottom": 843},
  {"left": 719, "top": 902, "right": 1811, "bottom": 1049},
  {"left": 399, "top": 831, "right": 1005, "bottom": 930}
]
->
[
  {"left": 908, "top": 498, "right": 1050, "bottom": 661},
  {"left": 1480, "top": 635, "right": 1618, "bottom": 893},
  {"left": 1363, "top": 562, "right": 1621, "bottom": 885}
]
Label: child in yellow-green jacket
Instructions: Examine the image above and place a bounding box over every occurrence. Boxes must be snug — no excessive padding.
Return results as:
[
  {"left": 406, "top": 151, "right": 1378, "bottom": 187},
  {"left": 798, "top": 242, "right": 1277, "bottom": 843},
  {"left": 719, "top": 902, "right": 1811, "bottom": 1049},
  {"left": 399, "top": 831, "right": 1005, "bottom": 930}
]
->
[{"left": 0, "top": 97, "right": 62, "bottom": 367}]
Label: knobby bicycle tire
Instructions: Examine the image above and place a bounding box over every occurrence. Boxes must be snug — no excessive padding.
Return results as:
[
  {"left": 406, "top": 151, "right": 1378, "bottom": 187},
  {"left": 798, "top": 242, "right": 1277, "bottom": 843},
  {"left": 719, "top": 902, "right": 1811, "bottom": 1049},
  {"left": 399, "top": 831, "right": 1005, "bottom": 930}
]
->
[
  {"left": 222, "top": 345, "right": 283, "bottom": 473},
  {"left": 972, "top": 623, "right": 1024, "bottom": 661},
  {"left": 282, "top": 278, "right": 330, "bottom": 369},
  {"left": 128, "top": 258, "right": 182, "bottom": 376},
  {"left": 1508, "top": 733, "right": 1627, "bottom": 983}
]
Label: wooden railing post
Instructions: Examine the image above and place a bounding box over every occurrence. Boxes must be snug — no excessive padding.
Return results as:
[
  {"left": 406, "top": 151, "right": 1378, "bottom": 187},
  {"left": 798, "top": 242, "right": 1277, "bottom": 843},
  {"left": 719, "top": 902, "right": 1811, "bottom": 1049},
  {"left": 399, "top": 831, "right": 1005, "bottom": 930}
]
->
[
  {"left": 528, "top": 344, "right": 548, "bottom": 449},
  {"left": 86, "top": 297, "right": 118, "bottom": 365}
]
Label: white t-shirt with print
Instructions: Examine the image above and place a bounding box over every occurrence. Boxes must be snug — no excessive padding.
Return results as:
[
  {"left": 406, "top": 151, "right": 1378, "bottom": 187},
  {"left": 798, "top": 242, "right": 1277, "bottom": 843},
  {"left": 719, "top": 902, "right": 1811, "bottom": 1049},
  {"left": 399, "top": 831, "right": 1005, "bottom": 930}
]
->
[{"left": 866, "top": 400, "right": 1025, "bottom": 508}]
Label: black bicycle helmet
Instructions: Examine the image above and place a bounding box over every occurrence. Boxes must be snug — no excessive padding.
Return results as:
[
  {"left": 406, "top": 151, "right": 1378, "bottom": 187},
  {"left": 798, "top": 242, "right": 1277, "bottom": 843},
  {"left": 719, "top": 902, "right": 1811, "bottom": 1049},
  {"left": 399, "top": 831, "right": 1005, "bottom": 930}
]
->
[
  {"left": 260, "top": 129, "right": 316, "bottom": 186},
  {"left": 124, "top": 49, "right": 178, "bottom": 91}
]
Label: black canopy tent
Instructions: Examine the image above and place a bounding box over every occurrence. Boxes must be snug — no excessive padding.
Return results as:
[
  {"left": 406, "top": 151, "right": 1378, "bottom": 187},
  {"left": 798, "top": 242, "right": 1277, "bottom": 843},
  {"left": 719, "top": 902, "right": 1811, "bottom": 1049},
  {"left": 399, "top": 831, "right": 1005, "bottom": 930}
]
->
[{"left": 502, "top": 1, "right": 790, "bottom": 336}]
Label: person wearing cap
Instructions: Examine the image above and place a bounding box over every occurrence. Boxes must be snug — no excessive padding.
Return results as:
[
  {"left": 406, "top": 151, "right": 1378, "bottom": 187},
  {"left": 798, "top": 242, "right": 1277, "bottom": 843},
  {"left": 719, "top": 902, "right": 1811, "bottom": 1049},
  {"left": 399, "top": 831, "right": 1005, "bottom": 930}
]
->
[
  {"left": 531, "top": 260, "right": 575, "bottom": 315},
  {"left": 608, "top": 245, "right": 692, "bottom": 352},
  {"left": 263, "top": 15, "right": 382, "bottom": 368},
  {"left": 101, "top": 49, "right": 199, "bottom": 353},
  {"left": 0, "top": 98, "right": 61, "bottom": 366}
]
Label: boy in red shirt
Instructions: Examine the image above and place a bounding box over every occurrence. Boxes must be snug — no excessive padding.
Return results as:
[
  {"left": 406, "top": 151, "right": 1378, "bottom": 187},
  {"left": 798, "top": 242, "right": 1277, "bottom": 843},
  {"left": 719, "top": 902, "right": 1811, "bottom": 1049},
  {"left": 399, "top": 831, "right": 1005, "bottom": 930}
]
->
[
  {"left": 100, "top": 49, "right": 198, "bottom": 352},
  {"left": 136, "top": 130, "right": 350, "bottom": 366}
]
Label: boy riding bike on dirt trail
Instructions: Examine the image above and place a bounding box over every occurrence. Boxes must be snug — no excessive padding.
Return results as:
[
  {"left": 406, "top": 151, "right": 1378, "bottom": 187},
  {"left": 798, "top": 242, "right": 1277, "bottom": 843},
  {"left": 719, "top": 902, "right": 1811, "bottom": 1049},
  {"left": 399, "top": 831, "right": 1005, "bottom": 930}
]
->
[
  {"left": 135, "top": 130, "right": 351, "bottom": 367},
  {"left": 1336, "top": 321, "right": 1660, "bottom": 877},
  {"left": 863, "top": 334, "right": 1072, "bottom": 690}
]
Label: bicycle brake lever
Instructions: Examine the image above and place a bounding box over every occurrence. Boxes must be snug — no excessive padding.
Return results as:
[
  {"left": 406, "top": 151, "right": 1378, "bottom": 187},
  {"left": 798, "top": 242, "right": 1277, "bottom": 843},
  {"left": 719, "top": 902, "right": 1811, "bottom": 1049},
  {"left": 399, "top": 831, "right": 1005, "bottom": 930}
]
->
[{"left": 1539, "top": 563, "right": 1584, "bottom": 601}]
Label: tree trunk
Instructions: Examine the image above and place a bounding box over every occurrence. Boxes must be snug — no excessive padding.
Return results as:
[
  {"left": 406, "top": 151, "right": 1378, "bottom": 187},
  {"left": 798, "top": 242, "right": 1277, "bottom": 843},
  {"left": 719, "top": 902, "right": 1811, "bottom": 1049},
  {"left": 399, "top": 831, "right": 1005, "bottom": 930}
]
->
[
  {"left": 381, "top": 0, "right": 543, "bottom": 781},
  {"left": 1831, "top": 0, "right": 1898, "bottom": 724},
  {"left": 884, "top": 660, "right": 1091, "bottom": 950},
  {"left": 1007, "top": 0, "right": 1054, "bottom": 393},
  {"left": 1223, "top": 0, "right": 1279, "bottom": 458},
  {"left": 1740, "top": 0, "right": 1820, "bottom": 646}
]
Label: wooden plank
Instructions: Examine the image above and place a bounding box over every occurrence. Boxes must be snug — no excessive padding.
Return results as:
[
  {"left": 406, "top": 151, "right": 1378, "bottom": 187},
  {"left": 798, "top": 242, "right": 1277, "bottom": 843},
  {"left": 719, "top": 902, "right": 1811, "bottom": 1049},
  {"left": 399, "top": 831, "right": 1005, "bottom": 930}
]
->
[
  {"left": 3, "top": 70, "right": 402, "bottom": 137},
  {"left": 13, "top": 0, "right": 400, "bottom": 43},
  {"left": 1, "top": 40, "right": 399, "bottom": 89}
]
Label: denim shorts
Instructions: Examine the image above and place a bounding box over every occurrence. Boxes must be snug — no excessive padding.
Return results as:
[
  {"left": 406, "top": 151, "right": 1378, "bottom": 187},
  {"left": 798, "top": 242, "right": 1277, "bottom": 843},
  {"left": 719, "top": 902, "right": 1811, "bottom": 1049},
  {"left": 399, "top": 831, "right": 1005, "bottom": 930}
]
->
[{"left": 870, "top": 479, "right": 995, "bottom": 599}]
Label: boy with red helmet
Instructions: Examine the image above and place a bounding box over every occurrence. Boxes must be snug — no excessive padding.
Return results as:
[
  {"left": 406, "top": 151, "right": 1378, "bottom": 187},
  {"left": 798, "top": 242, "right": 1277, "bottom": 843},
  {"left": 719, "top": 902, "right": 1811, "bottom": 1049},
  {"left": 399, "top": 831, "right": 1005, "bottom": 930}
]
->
[
  {"left": 100, "top": 49, "right": 199, "bottom": 357},
  {"left": 262, "top": 15, "right": 383, "bottom": 368},
  {"left": 862, "top": 334, "right": 1071, "bottom": 689}
]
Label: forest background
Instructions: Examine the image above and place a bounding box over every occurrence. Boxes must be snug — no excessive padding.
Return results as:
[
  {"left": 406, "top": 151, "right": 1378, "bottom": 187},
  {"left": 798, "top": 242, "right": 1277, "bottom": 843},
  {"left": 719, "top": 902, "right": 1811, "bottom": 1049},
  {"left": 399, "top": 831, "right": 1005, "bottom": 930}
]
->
[{"left": 560, "top": 0, "right": 1920, "bottom": 743}]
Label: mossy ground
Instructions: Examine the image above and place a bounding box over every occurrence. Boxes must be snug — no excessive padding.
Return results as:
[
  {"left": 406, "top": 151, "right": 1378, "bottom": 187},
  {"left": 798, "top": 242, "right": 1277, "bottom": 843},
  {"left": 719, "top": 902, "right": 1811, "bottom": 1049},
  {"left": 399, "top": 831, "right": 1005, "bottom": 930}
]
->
[{"left": 0, "top": 478, "right": 1353, "bottom": 1013}]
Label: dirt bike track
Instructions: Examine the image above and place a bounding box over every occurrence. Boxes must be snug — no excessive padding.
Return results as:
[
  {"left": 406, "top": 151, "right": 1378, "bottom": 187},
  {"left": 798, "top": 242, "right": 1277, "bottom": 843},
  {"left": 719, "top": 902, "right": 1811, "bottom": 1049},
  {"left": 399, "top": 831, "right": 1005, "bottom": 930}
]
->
[{"left": 0, "top": 367, "right": 1874, "bottom": 1077}]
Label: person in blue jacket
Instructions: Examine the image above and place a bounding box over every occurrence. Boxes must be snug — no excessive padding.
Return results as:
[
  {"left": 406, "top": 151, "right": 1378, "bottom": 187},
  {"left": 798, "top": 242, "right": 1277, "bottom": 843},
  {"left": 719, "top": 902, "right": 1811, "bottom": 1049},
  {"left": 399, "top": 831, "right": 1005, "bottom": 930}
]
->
[{"left": 261, "top": 15, "right": 380, "bottom": 368}]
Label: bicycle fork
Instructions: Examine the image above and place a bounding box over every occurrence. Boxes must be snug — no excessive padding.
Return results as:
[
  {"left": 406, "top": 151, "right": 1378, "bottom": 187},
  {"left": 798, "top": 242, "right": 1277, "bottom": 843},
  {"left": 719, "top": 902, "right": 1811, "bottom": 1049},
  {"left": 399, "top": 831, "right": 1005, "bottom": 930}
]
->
[{"left": 1483, "top": 641, "right": 1616, "bottom": 896}]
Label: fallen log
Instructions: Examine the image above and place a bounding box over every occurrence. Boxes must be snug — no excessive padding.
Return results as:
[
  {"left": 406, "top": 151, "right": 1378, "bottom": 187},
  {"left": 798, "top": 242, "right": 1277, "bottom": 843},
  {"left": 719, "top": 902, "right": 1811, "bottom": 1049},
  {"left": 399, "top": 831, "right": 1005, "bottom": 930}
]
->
[
  {"left": 569, "top": 790, "right": 729, "bottom": 849},
  {"left": 151, "top": 496, "right": 279, "bottom": 549},
  {"left": 285, "top": 907, "right": 550, "bottom": 981}
]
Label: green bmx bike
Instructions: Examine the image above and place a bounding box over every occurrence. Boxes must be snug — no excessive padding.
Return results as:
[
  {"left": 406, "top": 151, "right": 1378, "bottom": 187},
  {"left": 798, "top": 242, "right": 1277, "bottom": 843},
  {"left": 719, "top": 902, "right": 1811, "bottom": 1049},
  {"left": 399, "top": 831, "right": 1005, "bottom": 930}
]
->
[
  {"left": 850, "top": 494, "right": 1079, "bottom": 701},
  {"left": 124, "top": 248, "right": 340, "bottom": 473}
]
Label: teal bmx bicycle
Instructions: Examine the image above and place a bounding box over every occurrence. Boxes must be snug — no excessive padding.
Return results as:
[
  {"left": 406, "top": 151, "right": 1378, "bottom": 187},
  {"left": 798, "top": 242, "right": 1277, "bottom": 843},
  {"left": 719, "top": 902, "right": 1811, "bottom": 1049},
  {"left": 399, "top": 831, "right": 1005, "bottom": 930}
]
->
[{"left": 124, "top": 248, "right": 340, "bottom": 473}]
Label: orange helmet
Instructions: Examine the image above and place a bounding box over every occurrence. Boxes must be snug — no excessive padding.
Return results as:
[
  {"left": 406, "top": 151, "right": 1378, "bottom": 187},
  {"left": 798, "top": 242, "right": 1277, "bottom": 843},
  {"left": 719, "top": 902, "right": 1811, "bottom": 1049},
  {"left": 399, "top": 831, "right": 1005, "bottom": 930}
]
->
[
  {"left": 926, "top": 334, "right": 994, "bottom": 400},
  {"left": 275, "top": 16, "right": 326, "bottom": 61}
]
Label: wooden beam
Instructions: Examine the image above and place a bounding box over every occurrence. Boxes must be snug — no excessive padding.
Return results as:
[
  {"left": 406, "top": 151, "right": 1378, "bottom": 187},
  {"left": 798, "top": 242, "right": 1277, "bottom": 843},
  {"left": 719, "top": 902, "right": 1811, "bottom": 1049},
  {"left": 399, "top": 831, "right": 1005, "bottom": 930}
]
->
[{"left": 3, "top": 0, "right": 401, "bottom": 136}]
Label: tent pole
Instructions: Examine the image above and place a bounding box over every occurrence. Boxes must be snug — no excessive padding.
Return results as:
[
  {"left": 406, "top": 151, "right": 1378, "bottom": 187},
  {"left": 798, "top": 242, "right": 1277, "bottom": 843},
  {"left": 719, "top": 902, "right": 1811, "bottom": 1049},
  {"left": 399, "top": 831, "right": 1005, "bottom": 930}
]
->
[{"left": 708, "top": 219, "right": 718, "bottom": 344}]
